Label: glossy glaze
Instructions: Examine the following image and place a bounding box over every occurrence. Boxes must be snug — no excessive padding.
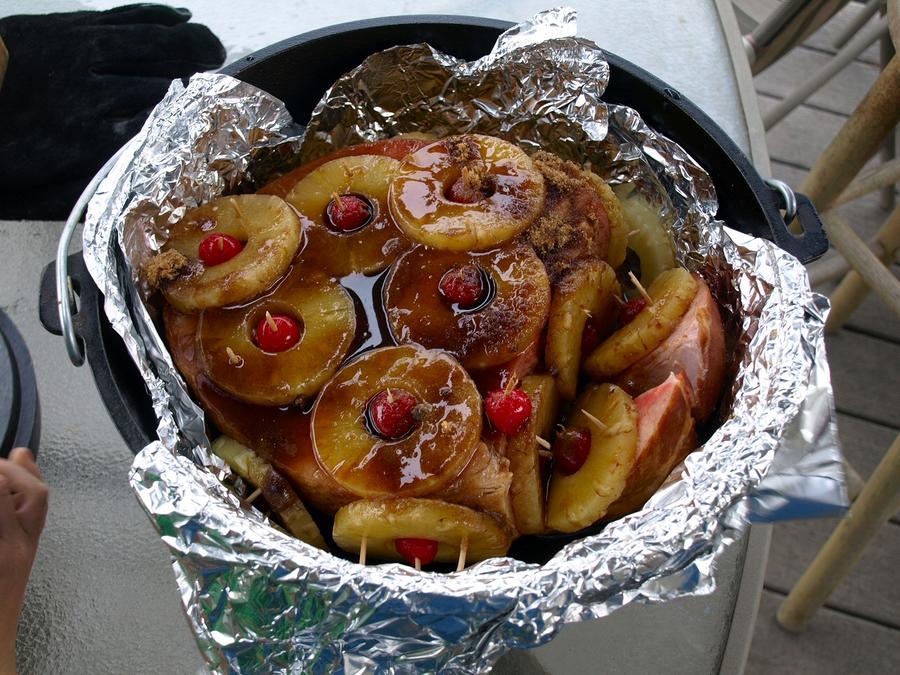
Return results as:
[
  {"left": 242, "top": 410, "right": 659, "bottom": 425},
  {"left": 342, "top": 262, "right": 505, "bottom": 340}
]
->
[
  {"left": 384, "top": 242, "right": 551, "bottom": 369},
  {"left": 312, "top": 346, "right": 482, "bottom": 497},
  {"left": 287, "top": 155, "right": 411, "bottom": 276},
  {"left": 198, "top": 265, "right": 356, "bottom": 406},
  {"left": 388, "top": 135, "right": 546, "bottom": 250}
]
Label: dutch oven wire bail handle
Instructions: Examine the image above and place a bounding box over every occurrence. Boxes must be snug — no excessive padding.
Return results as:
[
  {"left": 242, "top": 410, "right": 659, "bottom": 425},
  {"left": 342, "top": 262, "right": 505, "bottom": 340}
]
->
[
  {"left": 763, "top": 177, "right": 828, "bottom": 262},
  {"left": 50, "top": 150, "right": 124, "bottom": 367}
]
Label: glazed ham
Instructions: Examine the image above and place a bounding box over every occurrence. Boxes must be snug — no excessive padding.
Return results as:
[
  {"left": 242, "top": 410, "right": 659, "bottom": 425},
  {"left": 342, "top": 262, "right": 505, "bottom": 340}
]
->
[
  {"left": 163, "top": 305, "right": 515, "bottom": 522},
  {"left": 616, "top": 278, "right": 725, "bottom": 422},
  {"left": 604, "top": 372, "right": 697, "bottom": 519}
]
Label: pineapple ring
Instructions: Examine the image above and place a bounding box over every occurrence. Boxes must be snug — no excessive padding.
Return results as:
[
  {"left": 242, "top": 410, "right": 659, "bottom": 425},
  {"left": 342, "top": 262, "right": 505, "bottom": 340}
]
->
[
  {"left": 388, "top": 135, "right": 546, "bottom": 251},
  {"left": 505, "top": 375, "right": 560, "bottom": 535},
  {"left": 198, "top": 265, "right": 356, "bottom": 406},
  {"left": 312, "top": 346, "right": 482, "bottom": 498},
  {"left": 384, "top": 243, "right": 551, "bottom": 370},
  {"left": 333, "top": 498, "right": 512, "bottom": 564},
  {"left": 286, "top": 155, "right": 411, "bottom": 276},
  {"left": 546, "top": 384, "right": 639, "bottom": 533},
  {"left": 160, "top": 194, "right": 304, "bottom": 312}
]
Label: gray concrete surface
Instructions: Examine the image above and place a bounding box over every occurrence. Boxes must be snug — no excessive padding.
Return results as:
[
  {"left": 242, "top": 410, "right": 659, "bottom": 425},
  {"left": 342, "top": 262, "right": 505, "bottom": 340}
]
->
[{"left": 3, "top": 1, "right": 770, "bottom": 673}]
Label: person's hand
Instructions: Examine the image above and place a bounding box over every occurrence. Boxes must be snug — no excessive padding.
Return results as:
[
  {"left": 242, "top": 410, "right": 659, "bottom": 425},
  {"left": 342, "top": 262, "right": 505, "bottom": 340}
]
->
[
  {"left": 0, "top": 4, "right": 226, "bottom": 220},
  {"left": 0, "top": 448, "right": 48, "bottom": 675}
]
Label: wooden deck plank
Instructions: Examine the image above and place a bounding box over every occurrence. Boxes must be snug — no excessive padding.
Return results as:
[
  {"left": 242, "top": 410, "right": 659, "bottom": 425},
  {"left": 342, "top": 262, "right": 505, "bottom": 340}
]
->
[
  {"left": 825, "top": 330, "right": 900, "bottom": 429},
  {"left": 799, "top": 1, "right": 883, "bottom": 66},
  {"left": 757, "top": 93, "right": 881, "bottom": 171},
  {"left": 763, "top": 516, "right": 900, "bottom": 628},
  {"left": 754, "top": 45, "right": 879, "bottom": 117},
  {"left": 746, "top": 590, "right": 900, "bottom": 675},
  {"left": 835, "top": 413, "right": 900, "bottom": 526},
  {"left": 815, "top": 278, "right": 900, "bottom": 343}
]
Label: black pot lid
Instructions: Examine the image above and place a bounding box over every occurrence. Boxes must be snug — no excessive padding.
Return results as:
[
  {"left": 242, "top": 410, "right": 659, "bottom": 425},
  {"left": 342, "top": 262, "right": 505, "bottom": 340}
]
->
[{"left": 0, "top": 309, "right": 40, "bottom": 458}]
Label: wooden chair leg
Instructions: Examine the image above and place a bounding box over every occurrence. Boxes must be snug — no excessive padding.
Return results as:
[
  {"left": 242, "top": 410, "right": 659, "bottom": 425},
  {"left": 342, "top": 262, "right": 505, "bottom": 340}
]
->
[
  {"left": 832, "top": 0, "right": 884, "bottom": 49},
  {"left": 777, "top": 434, "right": 900, "bottom": 632},
  {"left": 831, "top": 157, "right": 900, "bottom": 207},
  {"left": 825, "top": 205, "right": 900, "bottom": 332},
  {"left": 880, "top": 14, "right": 897, "bottom": 211},
  {"left": 763, "top": 17, "right": 888, "bottom": 129},
  {"left": 799, "top": 54, "right": 900, "bottom": 212},
  {"left": 822, "top": 212, "right": 900, "bottom": 320}
]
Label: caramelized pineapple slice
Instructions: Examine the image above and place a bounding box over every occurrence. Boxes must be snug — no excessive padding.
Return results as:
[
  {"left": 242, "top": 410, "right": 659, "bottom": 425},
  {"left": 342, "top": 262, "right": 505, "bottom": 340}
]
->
[
  {"left": 612, "top": 183, "right": 677, "bottom": 285},
  {"left": 583, "top": 268, "right": 698, "bottom": 380},
  {"left": 545, "top": 260, "right": 620, "bottom": 400},
  {"left": 287, "top": 154, "right": 411, "bottom": 276},
  {"left": 389, "top": 135, "right": 546, "bottom": 250},
  {"left": 546, "top": 384, "right": 639, "bottom": 533},
  {"left": 505, "top": 375, "right": 560, "bottom": 534},
  {"left": 199, "top": 267, "right": 356, "bottom": 406},
  {"left": 333, "top": 498, "right": 512, "bottom": 565},
  {"left": 159, "top": 194, "right": 304, "bottom": 312},
  {"left": 312, "top": 346, "right": 482, "bottom": 498},
  {"left": 212, "top": 436, "right": 326, "bottom": 549},
  {"left": 385, "top": 242, "right": 551, "bottom": 370}
]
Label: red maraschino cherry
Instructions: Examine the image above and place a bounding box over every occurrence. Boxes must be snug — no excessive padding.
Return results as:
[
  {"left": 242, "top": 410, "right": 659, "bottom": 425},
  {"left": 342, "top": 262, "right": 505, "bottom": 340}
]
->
[
  {"left": 619, "top": 297, "right": 648, "bottom": 325},
  {"left": 198, "top": 233, "right": 243, "bottom": 266},
  {"left": 485, "top": 387, "right": 532, "bottom": 434},
  {"left": 255, "top": 312, "right": 301, "bottom": 352},
  {"left": 368, "top": 389, "right": 418, "bottom": 440},
  {"left": 326, "top": 194, "right": 372, "bottom": 232},
  {"left": 438, "top": 265, "right": 485, "bottom": 309},
  {"left": 395, "top": 537, "right": 439, "bottom": 566},
  {"left": 553, "top": 427, "right": 591, "bottom": 475}
]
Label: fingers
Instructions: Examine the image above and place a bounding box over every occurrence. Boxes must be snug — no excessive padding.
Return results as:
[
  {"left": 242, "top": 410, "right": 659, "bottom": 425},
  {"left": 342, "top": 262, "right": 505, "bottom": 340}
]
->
[
  {"left": 10, "top": 447, "right": 42, "bottom": 481},
  {"left": 0, "top": 460, "right": 48, "bottom": 540},
  {"left": 94, "top": 4, "right": 193, "bottom": 27},
  {"left": 0, "top": 475, "right": 21, "bottom": 539},
  {"left": 89, "top": 23, "right": 226, "bottom": 78}
]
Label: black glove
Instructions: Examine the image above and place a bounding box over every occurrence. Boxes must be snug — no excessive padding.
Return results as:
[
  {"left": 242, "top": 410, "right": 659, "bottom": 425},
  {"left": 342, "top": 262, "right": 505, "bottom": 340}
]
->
[{"left": 0, "top": 4, "right": 226, "bottom": 220}]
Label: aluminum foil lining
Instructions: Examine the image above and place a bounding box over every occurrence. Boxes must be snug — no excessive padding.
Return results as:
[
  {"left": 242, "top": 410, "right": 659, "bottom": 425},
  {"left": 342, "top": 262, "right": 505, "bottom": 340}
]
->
[{"left": 81, "top": 8, "right": 847, "bottom": 674}]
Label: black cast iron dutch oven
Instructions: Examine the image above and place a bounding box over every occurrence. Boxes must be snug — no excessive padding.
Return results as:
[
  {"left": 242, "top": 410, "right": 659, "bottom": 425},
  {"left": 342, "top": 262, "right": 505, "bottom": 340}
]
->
[{"left": 39, "top": 15, "right": 827, "bottom": 456}]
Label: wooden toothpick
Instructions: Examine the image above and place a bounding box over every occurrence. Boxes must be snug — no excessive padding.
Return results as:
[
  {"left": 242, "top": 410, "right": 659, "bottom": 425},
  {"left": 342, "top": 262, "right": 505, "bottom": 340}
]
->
[
  {"left": 386, "top": 387, "right": 394, "bottom": 404},
  {"left": 581, "top": 308, "right": 593, "bottom": 318},
  {"left": 265, "top": 310, "right": 278, "bottom": 332},
  {"left": 456, "top": 535, "right": 469, "bottom": 572},
  {"left": 535, "top": 436, "right": 552, "bottom": 450},
  {"left": 359, "top": 535, "right": 368, "bottom": 566},
  {"left": 414, "top": 557, "right": 422, "bottom": 572},
  {"left": 331, "top": 191, "right": 345, "bottom": 213},
  {"left": 628, "top": 271, "right": 653, "bottom": 306},
  {"left": 581, "top": 408, "right": 608, "bottom": 431},
  {"left": 243, "top": 487, "right": 262, "bottom": 505},
  {"left": 538, "top": 448, "right": 554, "bottom": 461},
  {"left": 226, "top": 346, "right": 243, "bottom": 366},
  {"left": 504, "top": 374, "right": 519, "bottom": 396}
]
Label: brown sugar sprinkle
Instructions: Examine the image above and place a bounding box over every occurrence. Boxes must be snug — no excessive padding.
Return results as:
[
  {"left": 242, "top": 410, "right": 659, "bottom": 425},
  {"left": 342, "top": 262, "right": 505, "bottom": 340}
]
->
[
  {"left": 526, "top": 151, "right": 611, "bottom": 283},
  {"left": 448, "top": 136, "right": 492, "bottom": 195},
  {"left": 143, "top": 249, "right": 190, "bottom": 289},
  {"left": 532, "top": 151, "right": 591, "bottom": 194},
  {"left": 447, "top": 136, "right": 481, "bottom": 165}
]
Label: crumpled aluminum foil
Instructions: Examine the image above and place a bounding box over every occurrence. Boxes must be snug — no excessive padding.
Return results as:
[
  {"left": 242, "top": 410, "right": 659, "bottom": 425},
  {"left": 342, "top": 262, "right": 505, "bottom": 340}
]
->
[{"left": 81, "top": 8, "right": 847, "bottom": 674}]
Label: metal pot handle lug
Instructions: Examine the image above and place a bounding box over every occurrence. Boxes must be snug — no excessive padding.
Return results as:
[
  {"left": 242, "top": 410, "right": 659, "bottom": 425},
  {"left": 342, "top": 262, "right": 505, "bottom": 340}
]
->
[
  {"left": 52, "top": 150, "right": 124, "bottom": 366},
  {"left": 763, "top": 178, "right": 829, "bottom": 263}
]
